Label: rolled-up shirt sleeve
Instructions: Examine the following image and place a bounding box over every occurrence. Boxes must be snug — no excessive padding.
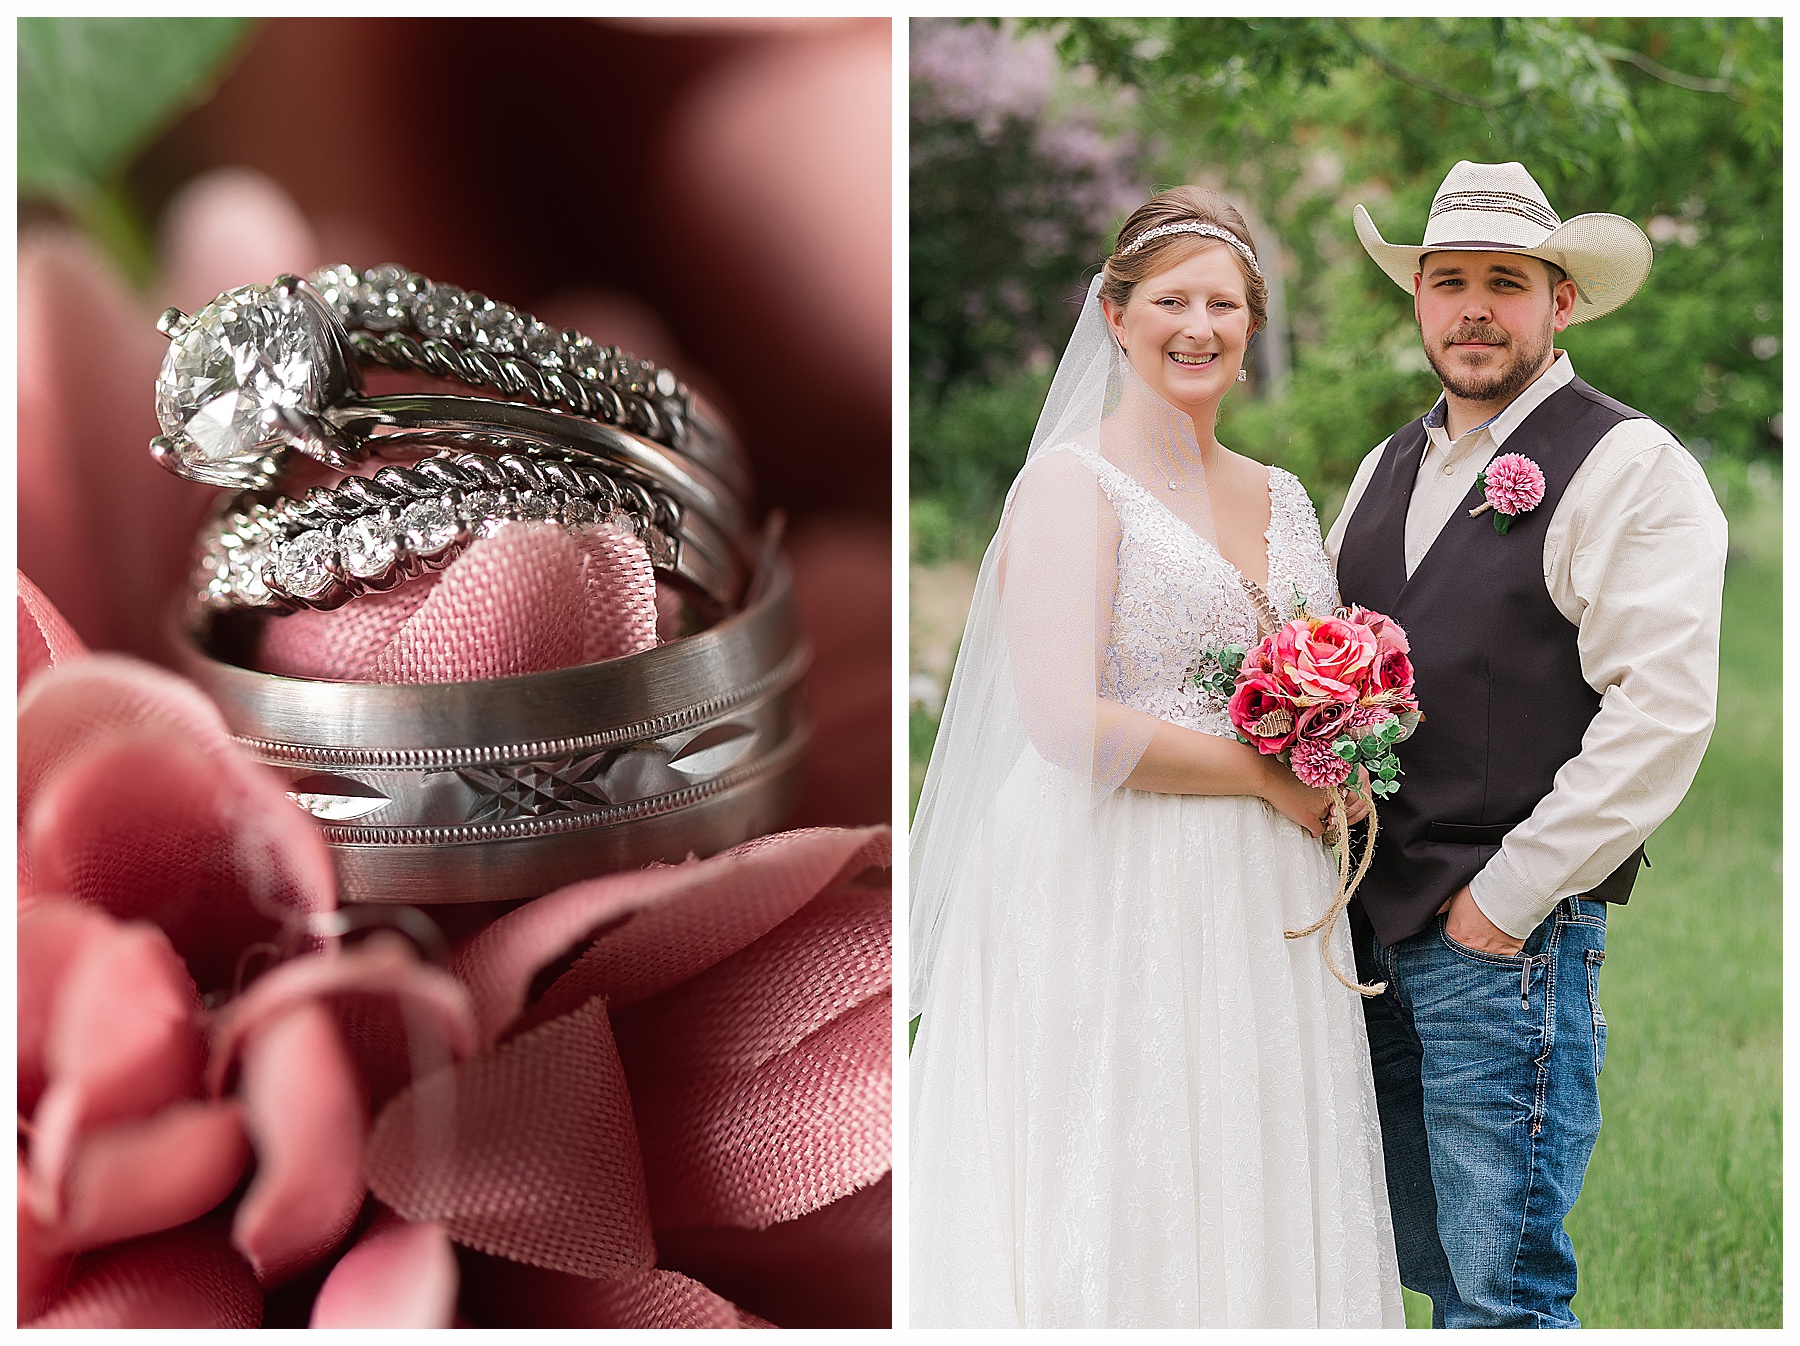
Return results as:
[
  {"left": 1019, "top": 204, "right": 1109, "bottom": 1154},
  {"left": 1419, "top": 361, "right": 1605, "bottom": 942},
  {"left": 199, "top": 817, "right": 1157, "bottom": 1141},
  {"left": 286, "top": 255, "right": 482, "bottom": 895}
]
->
[{"left": 1469, "top": 428, "right": 1729, "bottom": 939}]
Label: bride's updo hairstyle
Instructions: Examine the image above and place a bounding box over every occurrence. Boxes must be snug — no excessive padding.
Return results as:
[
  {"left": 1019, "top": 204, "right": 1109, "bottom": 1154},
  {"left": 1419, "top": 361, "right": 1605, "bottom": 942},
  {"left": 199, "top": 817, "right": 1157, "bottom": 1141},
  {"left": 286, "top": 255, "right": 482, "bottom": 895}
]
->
[{"left": 1101, "top": 186, "right": 1267, "bottom": 331}]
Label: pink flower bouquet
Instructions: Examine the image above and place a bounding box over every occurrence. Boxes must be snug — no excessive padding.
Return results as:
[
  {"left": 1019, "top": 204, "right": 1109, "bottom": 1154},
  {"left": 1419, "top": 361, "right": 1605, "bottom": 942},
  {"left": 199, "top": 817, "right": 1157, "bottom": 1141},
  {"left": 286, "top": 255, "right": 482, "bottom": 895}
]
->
[
  {"left": 1215, "top": 607, "right": 1420, "bottom": 800},
  {"left": 1202, "top": 607, "right": 1422, "bottom": 995}
]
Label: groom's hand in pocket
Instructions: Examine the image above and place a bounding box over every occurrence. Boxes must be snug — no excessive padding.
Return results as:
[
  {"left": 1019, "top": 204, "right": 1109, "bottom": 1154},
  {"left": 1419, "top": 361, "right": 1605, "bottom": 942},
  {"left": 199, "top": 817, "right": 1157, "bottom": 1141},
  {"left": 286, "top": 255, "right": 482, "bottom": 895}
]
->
[{"left": 1441, "top": 884, "right": 1527, "bottom": 956}]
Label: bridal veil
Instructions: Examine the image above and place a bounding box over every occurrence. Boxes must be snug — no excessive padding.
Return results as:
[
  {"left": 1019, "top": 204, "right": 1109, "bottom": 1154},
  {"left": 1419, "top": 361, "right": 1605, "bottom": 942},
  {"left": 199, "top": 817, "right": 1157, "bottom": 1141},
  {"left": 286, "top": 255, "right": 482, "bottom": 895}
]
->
[{"left": 909, "top": 277, "right": 1219, "bottom": 1017}]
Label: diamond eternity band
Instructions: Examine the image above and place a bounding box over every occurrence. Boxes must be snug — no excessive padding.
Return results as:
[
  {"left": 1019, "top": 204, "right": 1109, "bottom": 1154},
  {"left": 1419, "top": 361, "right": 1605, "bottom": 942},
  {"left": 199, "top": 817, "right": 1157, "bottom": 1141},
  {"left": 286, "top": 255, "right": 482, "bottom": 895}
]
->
[{"left": 192, "top": 448, "right": 749, "bottom": 615}]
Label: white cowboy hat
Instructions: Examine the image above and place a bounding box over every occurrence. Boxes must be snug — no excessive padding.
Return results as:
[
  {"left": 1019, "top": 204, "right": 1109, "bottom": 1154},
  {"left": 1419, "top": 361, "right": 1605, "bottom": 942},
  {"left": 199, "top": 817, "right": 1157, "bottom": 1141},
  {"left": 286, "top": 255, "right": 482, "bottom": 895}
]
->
[{"left": 1354, "top": 160, "right": 1653, "bottom": 324}]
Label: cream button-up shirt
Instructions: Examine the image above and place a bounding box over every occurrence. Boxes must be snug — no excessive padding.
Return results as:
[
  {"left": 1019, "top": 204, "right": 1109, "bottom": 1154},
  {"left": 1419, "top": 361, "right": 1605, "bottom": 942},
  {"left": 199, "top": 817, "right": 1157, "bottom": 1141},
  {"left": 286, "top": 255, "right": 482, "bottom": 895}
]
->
[{"left": 1323, "top": 352, "right": 1728, "bottom": 940}]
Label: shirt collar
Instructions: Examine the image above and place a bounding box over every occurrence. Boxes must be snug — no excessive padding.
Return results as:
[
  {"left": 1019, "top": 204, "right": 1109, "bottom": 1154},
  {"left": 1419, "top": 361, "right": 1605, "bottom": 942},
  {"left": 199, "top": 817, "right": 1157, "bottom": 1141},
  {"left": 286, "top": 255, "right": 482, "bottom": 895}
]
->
[{"left": 1424, "top": 350, "right": 1574, "bottom": 446}]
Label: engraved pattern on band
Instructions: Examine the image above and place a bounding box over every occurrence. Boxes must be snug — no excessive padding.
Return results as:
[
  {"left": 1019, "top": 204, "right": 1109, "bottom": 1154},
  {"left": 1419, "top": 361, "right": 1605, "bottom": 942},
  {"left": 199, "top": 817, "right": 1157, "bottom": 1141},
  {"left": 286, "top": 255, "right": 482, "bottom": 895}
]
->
[{"left": 174, "top": 554, "right": 809, "bottom": 903}]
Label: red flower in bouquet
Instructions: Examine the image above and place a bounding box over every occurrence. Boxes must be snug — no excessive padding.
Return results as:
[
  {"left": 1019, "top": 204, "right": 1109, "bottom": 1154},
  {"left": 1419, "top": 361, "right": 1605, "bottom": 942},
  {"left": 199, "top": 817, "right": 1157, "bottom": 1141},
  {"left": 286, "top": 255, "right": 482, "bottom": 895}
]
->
[
  {"left": 1369, "top": 646, "right": 1418, "bottom": 705},
  {"left": 1227, "top": 671, "right": 1301, "bottom": 755}
]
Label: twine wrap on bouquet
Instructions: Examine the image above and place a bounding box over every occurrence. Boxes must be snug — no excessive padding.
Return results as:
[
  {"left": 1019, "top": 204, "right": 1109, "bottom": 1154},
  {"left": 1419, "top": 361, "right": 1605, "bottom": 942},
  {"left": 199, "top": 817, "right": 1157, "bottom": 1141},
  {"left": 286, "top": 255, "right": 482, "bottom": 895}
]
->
[{"left": 1285, "top": 786, "right": 1386, "bottom": 998}]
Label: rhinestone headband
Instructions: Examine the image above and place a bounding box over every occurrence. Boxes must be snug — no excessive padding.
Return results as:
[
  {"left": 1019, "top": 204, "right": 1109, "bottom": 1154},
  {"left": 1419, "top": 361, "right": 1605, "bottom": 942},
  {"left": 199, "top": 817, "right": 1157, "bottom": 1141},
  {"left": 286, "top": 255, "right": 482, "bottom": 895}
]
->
[{"left": 1114, "top": 221, "right": 1262, "bottom": 278}]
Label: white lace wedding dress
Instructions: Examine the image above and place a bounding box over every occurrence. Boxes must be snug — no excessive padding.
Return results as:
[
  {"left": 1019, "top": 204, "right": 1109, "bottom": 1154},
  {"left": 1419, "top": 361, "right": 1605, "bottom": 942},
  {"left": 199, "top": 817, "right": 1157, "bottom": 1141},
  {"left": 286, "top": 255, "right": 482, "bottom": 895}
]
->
[{"left": 910, "top": 448, "right": 1405, "bottom": 1327}]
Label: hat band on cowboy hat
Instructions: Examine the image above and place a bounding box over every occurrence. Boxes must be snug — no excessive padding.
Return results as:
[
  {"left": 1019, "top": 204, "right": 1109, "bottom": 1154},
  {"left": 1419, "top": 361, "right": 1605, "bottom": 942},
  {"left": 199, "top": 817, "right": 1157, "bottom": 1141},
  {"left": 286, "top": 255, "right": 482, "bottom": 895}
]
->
[{"left": 1354, "top": 159, "right": 1653, "bottom": 324}]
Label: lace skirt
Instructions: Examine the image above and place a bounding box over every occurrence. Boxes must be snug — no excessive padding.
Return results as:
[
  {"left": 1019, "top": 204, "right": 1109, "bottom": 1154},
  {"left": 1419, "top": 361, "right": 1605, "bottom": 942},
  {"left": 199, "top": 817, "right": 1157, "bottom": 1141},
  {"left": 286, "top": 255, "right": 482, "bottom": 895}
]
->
[{"left": 910, "top": 749, "right": 1405, "bottom": 1327}]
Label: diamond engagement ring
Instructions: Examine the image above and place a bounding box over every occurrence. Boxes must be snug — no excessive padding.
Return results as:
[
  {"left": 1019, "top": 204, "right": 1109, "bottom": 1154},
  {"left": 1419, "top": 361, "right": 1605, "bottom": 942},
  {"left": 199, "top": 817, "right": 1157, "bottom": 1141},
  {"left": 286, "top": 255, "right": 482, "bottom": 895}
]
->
[
  {"left": 175, "top": 550, "right": 809, "bottom": 904},
  {"left": 191, "top": 448, "right": 750, "bottom": 614},
  {"left": 151, "top": 268, "right": 750, "bottom": 512}
]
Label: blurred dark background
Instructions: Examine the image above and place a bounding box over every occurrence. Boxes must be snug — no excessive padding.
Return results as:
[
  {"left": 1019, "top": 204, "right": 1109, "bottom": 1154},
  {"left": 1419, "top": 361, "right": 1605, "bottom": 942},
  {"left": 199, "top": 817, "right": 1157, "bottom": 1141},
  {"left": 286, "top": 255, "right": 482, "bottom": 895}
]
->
[{"left": 24, "top": 15, "right": 892, "bottom": 523}]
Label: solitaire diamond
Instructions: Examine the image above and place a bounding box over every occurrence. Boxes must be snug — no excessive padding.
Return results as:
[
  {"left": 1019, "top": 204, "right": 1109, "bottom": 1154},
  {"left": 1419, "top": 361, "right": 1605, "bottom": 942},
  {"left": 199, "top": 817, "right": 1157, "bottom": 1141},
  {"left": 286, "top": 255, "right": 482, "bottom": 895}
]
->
[{"left": 155, "top": 284, "right": 328, "bottom": 480}]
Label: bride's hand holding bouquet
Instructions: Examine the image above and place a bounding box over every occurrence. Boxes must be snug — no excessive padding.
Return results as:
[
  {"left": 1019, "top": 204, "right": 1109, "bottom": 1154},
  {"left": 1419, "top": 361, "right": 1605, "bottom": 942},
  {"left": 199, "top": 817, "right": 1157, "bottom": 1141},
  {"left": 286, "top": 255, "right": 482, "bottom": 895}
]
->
[{"left": 1213, "top": 605, "right": 1421, "bottom": 994}]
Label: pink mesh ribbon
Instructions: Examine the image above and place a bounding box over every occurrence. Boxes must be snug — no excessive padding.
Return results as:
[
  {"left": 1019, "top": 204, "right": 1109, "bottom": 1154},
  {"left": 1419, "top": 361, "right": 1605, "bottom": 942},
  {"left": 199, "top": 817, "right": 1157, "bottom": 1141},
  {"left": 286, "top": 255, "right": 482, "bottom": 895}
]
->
[
  {"left": 360, "top": 827, "right": 892, "bottom": 1323},
  {"left": 25, "top": 1222, "right": 263, "bottom": 1329},
  {"left": 367, "top": 995, "right": 656, "bottom": 1277},
  {"left": 19, "top": 571, "right": 86, "bottom": 691}
]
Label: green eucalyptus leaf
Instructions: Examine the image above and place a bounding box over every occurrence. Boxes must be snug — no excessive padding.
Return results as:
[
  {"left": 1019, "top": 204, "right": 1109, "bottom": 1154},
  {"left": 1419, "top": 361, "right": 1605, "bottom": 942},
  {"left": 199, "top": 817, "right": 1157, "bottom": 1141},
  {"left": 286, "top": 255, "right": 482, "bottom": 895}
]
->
[{"left": 19, "top": 17, "right": 254, "bottom": 200}]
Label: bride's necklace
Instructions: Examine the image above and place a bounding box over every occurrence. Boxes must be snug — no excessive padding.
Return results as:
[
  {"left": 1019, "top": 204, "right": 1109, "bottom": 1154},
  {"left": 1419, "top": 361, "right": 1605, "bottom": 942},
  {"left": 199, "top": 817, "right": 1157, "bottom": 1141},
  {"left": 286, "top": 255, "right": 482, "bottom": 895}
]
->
[{"left": 1154, "top": 444, "right": 1209, "bottom": 493}]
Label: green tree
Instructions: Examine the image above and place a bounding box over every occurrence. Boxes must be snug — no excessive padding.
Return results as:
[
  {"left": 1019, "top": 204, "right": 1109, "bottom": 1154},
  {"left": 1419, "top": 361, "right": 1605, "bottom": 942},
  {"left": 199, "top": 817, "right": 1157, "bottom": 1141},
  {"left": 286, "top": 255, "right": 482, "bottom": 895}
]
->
[{"left": 911, "top": 18, "right": 1781, "bottom": 550}]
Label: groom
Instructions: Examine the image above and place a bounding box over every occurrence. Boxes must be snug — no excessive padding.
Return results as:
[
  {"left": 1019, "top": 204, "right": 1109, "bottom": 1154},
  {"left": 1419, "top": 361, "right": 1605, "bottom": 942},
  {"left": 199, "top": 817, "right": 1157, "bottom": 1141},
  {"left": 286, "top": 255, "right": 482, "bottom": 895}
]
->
[{"left": 1325, "top": 161, "right": 1727, "bottom": 1327}]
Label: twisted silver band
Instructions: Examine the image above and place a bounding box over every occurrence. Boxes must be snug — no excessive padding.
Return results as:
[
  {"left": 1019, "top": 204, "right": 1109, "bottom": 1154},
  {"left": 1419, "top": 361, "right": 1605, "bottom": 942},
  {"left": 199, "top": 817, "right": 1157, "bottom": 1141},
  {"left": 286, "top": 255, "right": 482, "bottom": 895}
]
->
[
  {"left": 175, "top": 554, "right": 809, "bottom": 904},
  {"left": 192, "top": 449, "right": 748, "bottom": 615},
  {"left": 312, "top": 264, "right": 748, "bottom": 500}
]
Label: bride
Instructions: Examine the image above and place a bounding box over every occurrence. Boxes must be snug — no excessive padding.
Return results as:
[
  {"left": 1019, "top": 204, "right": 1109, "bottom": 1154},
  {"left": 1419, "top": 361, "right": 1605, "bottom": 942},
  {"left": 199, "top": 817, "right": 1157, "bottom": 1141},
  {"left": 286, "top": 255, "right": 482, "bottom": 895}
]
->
[{"left": 909, "top": 186, "right": 1405, "bottom": 1327}]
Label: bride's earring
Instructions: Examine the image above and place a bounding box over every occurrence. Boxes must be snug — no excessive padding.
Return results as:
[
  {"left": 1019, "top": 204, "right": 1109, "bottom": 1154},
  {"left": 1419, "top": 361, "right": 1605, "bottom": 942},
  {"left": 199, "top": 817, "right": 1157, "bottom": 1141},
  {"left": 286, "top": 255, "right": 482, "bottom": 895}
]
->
[{"left": 1236, "top": 368, "right": 1248, "bottom": 382}]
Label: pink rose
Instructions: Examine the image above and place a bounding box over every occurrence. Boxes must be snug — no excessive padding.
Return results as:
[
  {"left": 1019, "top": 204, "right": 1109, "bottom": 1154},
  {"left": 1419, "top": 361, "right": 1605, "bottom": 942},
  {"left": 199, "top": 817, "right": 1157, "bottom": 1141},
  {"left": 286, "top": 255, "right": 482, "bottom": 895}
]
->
[
  {"left": 1343, "top": 604, "right": 1411, "bottom": 658},
  {"left": 1229, "top": 671, "right": 1301, "bottom": 755},
  {"left": 1274, "top": 617, "right": 1378, "bottom": 703},
  {"left": 1368, "top": 647, "right": 1417, "bottom": 703},
  {"left": 1295, "top": 700, "right": 1354, "bottom": 747}
]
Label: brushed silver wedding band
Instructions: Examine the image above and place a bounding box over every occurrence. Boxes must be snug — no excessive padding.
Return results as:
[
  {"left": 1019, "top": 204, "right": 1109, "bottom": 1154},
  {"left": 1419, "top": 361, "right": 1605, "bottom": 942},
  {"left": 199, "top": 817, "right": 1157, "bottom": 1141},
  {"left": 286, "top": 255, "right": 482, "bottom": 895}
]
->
[{"left": 175, "top": 554, "right": 809, "bottom": 904}]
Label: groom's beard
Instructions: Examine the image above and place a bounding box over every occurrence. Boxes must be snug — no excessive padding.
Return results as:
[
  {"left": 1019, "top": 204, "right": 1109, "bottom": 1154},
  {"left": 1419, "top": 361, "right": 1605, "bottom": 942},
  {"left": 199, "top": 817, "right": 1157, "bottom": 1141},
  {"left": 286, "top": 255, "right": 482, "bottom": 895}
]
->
[{"left": 1422, "top": 319, "right": 1552, "bottom": 405}]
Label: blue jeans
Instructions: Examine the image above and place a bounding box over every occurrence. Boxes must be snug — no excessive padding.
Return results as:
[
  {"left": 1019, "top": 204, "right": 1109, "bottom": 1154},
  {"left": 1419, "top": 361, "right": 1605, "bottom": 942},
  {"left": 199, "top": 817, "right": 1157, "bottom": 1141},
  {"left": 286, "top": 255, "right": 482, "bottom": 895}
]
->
[{"left": 1355, "top": 897, "right": 1609, "bottom": 1328}]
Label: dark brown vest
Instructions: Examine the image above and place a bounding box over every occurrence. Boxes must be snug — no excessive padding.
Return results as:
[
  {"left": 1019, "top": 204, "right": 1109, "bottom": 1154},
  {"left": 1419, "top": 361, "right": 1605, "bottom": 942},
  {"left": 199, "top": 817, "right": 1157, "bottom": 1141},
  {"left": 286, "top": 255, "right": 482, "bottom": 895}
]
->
[{"left": 1336, "top": 376, "right": 1648, "bottom": 948}]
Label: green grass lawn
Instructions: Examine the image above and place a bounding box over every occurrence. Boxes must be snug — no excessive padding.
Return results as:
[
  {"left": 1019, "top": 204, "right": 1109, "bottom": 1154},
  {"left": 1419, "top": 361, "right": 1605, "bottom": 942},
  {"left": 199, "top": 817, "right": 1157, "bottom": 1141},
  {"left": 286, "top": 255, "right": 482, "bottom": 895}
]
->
[
  {"left": 1549, "top": 482, "right": 1782, "bottom": 1329},
  {"left": 912, "top": 474, "right": 1781, "bottom": 1327}
]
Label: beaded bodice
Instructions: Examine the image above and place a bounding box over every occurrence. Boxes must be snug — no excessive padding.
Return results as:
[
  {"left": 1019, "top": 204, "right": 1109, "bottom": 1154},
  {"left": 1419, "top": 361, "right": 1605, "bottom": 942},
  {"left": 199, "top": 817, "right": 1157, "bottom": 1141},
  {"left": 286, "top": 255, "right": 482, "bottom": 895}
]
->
[{"left": 1063, "top": 445, "right": 1339, "bottom": 738}]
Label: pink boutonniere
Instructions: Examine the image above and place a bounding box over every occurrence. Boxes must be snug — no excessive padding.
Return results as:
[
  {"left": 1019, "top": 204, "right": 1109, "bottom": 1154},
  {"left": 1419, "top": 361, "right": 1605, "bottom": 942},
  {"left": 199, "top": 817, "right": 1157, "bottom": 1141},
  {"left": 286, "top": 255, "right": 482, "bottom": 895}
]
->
[{"left": 1468, "top": 453, "right": 1547, "bottom": 535}]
